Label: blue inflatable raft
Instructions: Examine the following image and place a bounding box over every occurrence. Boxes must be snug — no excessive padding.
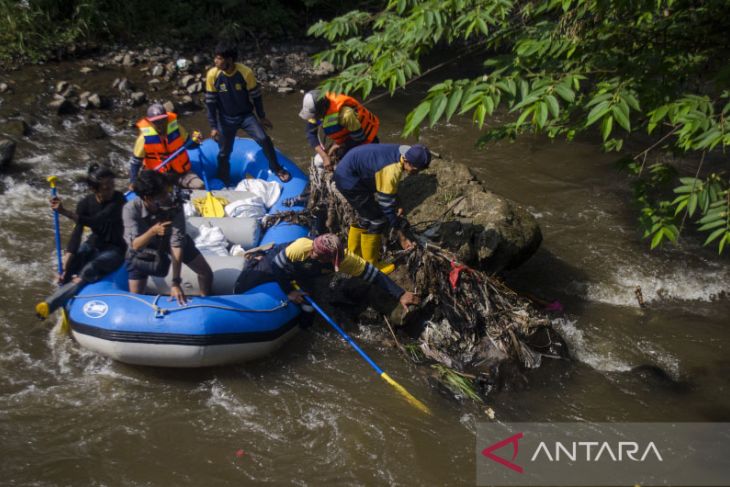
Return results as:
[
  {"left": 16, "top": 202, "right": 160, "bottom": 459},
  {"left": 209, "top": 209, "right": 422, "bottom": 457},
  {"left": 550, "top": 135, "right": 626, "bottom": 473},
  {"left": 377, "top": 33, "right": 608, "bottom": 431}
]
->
[{"left": 65, "top": 138, "right": 310, "bottom": 367}]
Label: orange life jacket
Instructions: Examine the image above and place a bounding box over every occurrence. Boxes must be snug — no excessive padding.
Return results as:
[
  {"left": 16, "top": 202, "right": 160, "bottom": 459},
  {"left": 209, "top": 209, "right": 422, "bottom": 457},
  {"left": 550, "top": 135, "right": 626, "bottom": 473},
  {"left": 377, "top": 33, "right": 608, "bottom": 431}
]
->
[
  {"left": 321, "top": 93, "right": 379, "bottom": 146},
  {"left": 136, "top": 113, "right": 190, "bottom": 174}
]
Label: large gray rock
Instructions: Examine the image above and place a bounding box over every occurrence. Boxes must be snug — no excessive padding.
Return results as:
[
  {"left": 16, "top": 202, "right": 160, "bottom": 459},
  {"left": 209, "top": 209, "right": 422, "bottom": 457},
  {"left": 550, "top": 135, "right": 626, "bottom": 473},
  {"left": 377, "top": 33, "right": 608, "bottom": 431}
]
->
[
  {"left": 130, "top": 91, "right": 147, "bottom": 106},
  {"left": 0, "top": 138, "right": 16, "bottom": 168},
  {"left": 400, "top": 157, "right": 542, "bottom": 273},
  {"left": 186, "top": 81, "right": 202, "bottom": 94},
  {"left": 48, "top": 97, "right": 78, "bottom": 115},
  {"left": 0, "top": 119, "right": 30, "bottom": 137},
  {"left": 87, "top": 93, "right": 104, "bottom": 108},
  {"left": 151, "top": 64, "right": 165, "bottom": 77},
  {"left": 179, "top": 74, "right": 195, "bottom": 88},
  {"left": 78, "top": 122, "right": 107, "bottom": 139}
]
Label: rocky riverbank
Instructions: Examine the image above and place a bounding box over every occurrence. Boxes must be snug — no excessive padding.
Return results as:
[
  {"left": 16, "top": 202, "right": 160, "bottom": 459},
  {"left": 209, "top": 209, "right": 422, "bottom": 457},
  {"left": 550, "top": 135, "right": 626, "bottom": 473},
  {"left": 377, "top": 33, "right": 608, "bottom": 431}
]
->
[{"left": 0, "top": 43, "right": 333, "bottom": 167}]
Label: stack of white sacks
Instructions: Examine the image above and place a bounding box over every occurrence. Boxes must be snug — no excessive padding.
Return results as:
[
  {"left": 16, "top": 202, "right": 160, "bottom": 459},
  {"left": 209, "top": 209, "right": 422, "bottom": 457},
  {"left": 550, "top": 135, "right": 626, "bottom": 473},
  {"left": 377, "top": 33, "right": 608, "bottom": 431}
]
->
[{"left": 187, "top": 179, "right": 282, "bottom": 257}]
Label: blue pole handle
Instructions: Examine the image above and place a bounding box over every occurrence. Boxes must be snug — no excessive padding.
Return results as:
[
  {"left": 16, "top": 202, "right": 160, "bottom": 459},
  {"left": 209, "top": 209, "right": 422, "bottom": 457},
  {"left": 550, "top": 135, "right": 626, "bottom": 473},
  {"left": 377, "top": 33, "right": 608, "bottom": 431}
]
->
[
  {"left": 47, "top": 176, "right": 63, "bottom": 275},
  {"left": 299, "top": 290, "right": 385, "bottom": 375}
]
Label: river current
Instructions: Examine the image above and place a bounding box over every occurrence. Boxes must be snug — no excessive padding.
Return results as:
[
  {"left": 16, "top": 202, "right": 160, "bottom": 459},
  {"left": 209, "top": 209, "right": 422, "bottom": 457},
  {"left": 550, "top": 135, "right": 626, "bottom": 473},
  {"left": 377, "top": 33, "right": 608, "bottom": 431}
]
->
[{"left": 1, "top": 61, "right": 728, "bottom": 485}]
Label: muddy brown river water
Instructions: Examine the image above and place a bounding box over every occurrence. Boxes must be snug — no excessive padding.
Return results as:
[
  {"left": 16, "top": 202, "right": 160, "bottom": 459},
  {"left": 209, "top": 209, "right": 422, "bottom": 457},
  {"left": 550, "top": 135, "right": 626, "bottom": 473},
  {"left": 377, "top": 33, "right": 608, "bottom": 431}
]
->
[{"left": 1, "top": 60, "right": 729, "bottom": 486}]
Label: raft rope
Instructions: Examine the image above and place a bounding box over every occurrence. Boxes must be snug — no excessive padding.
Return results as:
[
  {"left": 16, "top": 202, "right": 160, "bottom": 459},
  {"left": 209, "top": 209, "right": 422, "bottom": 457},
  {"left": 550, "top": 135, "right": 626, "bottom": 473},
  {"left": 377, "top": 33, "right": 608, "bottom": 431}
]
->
[{"left": 74, "top": 293, "right": 288, "bottom": 318}]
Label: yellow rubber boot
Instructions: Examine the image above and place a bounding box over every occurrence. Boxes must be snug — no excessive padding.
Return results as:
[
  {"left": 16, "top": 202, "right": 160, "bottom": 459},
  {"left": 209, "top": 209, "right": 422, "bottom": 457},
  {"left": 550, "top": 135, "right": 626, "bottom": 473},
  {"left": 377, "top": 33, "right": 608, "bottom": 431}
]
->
[
  {"left": 348, "top": 226, "right": 365, "bottom": 257},
  {"left": 360, "top": 233, "right": 395, "bottom": 275}
]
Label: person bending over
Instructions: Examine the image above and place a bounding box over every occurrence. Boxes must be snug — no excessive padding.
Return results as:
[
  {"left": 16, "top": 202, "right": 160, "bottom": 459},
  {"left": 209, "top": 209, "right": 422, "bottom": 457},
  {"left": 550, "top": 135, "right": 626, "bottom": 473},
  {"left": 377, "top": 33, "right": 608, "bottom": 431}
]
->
[
  {"left": 298, "top": 90, "right": 380, "bottom": 171},
  {"left": 233, "top": 233, "right": 419, "bottom": 310},
  {"left": 334, "top": 143, "right": 431, "bottom": 273}
]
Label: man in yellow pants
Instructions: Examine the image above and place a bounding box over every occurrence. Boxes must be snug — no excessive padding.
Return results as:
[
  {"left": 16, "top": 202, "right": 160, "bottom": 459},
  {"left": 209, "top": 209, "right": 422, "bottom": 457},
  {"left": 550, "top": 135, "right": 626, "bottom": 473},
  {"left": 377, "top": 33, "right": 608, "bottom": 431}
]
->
[{"left": 333, "top": 143, "right": 431, "bottom": 273}]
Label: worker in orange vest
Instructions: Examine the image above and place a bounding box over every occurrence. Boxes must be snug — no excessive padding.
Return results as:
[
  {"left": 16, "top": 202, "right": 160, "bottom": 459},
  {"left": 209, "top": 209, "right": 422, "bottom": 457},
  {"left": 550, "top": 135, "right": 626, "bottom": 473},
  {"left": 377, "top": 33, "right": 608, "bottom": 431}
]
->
[
  {"left": 129, "top": 104, "right": 204, "bottom": 190},
  {"left": 298, "top": 90, "right": 380, "bottom": 171}
]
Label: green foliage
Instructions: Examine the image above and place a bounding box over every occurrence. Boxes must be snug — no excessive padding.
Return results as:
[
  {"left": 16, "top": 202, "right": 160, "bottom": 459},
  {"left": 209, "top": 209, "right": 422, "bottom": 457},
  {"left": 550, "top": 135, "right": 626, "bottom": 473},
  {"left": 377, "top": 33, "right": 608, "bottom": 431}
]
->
[
  {"left": 309, "top": 0, "right": 730, "bottom": 254},
  {"left": 0, "top": 0, "right": 357, "bottom": 63},
  {"left": 431, "top": 364, "right": 483, "bottom": 402}
]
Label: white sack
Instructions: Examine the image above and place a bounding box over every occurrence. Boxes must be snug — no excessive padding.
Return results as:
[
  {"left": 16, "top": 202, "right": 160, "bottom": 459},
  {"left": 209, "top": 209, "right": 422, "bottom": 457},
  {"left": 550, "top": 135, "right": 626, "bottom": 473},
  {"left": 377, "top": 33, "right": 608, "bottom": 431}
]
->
[
  {"left": 234, "top": 178, "right": 282, "bottom": 208},
  {"left": 194, "top": 224, "right": 229, "bottom": 256}
]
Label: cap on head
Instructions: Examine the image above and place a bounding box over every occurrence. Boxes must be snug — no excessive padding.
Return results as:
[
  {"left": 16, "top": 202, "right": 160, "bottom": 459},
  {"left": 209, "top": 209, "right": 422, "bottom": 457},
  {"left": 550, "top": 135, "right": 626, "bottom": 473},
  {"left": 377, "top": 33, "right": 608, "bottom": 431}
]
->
[
  {"left": 299, "top": 90, "right": 320, "bottom": 120},
  {"left": 146, "top": 103, "right": 168, "bottom": 122},
  {"left": 312, "top": 233, "right": 344, "bottom": 271},
  {"left": 404, "top": 144, "right": 432, "bottom": 169}
]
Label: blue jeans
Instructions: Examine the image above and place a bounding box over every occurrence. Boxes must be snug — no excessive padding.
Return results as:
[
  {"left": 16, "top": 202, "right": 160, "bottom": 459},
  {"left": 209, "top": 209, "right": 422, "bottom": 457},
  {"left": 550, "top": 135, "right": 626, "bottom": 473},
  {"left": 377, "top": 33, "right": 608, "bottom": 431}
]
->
[
  {"left": 218, "top": 114, "right": 282, "bottom": 184},
  {"left": 64, "top": 242, "right": 125, "bottom": 284},
  {"left": 45, "top": 242, "right": 124, "bottom": 314}
]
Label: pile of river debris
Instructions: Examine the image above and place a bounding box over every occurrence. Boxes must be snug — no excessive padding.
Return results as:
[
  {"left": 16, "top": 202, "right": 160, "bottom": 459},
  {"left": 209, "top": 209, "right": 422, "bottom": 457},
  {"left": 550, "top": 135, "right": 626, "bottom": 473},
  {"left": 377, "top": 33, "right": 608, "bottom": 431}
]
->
[{"left": 268, "top": 156, "right": 569, "bottom": 403}]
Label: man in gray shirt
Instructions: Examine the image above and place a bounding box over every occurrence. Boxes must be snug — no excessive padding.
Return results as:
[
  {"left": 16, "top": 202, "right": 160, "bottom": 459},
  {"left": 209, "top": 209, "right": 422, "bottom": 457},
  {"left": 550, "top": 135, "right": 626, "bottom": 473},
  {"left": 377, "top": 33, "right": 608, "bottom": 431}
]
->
[{"left": 123, "top": 170, "right": 212, "bottom": 304}]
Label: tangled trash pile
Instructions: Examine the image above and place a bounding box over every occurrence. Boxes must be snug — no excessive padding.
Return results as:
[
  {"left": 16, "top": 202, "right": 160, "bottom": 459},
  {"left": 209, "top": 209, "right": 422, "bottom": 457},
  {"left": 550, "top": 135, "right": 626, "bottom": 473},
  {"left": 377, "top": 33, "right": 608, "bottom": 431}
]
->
[{"left": 273, "top": 163, "right": 568, "bottom": 403}]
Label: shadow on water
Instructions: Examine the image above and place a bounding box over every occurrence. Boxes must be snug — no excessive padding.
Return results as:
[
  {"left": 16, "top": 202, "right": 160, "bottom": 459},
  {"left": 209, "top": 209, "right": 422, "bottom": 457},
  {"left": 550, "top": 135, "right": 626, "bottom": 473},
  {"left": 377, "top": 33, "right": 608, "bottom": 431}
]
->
[{"left": 504, "top": 246, "right": 594, "bottom": 316}]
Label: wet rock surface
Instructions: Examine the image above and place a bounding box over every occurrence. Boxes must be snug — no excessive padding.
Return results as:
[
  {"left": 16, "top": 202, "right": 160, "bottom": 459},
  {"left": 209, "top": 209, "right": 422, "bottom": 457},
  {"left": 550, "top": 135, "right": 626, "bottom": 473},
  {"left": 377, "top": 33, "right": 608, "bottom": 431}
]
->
[
  {"left": 0, "top": 138, "right": 16, "bottom": 168},
  {"left": 0, "top": 119, "right": 31, "bottom": 138},
  {"left": 401, "top": 157, "right": 542, "bottom": 273}
]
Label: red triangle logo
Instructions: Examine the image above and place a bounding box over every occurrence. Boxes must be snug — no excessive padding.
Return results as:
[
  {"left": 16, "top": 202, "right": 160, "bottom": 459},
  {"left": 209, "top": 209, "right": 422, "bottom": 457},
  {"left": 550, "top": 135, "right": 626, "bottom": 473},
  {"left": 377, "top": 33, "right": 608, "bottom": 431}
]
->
[{"left": 481, "top": 432, "right": 524, "bottom": 474}]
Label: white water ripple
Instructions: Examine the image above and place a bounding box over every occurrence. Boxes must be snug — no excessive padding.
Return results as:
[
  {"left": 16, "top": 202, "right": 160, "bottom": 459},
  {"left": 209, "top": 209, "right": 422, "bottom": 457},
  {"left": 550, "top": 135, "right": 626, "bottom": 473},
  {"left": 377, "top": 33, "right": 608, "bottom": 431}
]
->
[{"left": 571, "top": 261, "right": 730, "bottom": 306}]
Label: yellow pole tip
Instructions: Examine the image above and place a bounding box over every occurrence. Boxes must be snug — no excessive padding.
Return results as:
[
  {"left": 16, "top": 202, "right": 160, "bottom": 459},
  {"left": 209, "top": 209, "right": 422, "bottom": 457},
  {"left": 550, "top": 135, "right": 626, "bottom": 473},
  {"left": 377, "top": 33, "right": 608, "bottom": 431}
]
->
[
  {"left": 380, "top": 372, "right": 432, "bottom": 415},
  {"left": 35, "top": 302, "right": 49, "bottom": 320}
]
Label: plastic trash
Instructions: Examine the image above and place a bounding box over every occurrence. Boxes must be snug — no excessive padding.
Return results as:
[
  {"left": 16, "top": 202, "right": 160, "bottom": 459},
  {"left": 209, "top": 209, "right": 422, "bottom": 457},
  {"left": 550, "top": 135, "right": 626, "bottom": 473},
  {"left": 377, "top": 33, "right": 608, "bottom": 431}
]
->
[
  {"left": 234, "top": 179, "right": 282, "bottom": 208},
  {"left": 225, "top": 196, "right": 266, "bottom": 219},
  {"left": 194, "top": 224, "right": 229, "bottom": 256}
]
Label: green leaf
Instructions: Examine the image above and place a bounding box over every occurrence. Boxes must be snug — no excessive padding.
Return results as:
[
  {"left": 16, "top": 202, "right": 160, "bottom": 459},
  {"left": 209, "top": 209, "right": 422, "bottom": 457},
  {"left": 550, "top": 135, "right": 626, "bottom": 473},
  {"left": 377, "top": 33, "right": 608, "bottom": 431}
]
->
[
  {"left": 474, "top": 103, "right": 487, "bottom": 128},
  {"left": 698, "top": 210, "right": 726, "bottom": 224},
  {"left": 698, "top": 219, "right": 726, "bottom": 232},
  {"left": 674, "top": 198, "right": 688, "bottom": 215},
  {"left": 554, "top": 84, "right": 574, "bottom": 102},
  {"left": 688, "top": 192, "right": 698, "bottom": 216},
  {"left": 429, "top": 94, "right": 448, "bottom": 126},
  {"left": 586, "top": 93, "right": 612, "bottom": 107},
  {"left": 536, "top": 101, "right": 548, "bottom": 127},
  {"left": 519, "top": 79, "right": 529, "bottom": 100},
  {"left": 515, "top": 106, "right": 534, "bottom": 127},
  {"left": 445, "top": 87, "right": 463, "bottom": 122},
  {"left": 404, "top": 101, "right": 431, "bottom": 135},
  {"left": 720, "top": 233, "right": 730, "bottom": 254},
  {"left": 650, "top": 229, "right": 664, "bottom": 249},
  {"left": 623, "top": 92, "right": 640, "bottom": 111},
  {"left": 612, "top": 104, "right": 631, "bottom": 131},
  {"left": 396, "top": 69, "right": 406, "bottom": 89},
  {"left": 601, "top": 115, "right": 613, "bottom": 141},
  {"left": 586, "top": 101, "right": 610, "bottom": 126},
  {"left": 545, "top": 94, "right": 560, "bottom": 117},
  {"left": 704, "top": 227, "right": 727, "bottom": 246},
  {"left": 663, "top": 225, "right": 679, "bottom": 242}
]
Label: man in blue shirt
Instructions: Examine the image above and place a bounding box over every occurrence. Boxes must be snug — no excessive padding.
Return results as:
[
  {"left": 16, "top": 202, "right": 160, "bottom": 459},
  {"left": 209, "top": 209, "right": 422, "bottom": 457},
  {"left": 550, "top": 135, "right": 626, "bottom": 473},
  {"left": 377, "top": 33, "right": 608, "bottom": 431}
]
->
[
  {"left": 334, "top": 143, "right": 431, "bottom": 273},
  {"left": 205, "top": 42, "right": 290, "bottom": 186}
]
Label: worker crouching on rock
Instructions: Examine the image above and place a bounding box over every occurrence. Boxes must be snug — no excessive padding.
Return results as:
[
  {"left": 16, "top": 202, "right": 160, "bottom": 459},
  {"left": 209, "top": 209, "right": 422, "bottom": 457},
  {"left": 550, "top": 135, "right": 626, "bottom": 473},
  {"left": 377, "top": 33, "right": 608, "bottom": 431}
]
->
[{"left": 334, "top": 143, "right": 431, "bottom": 273}]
